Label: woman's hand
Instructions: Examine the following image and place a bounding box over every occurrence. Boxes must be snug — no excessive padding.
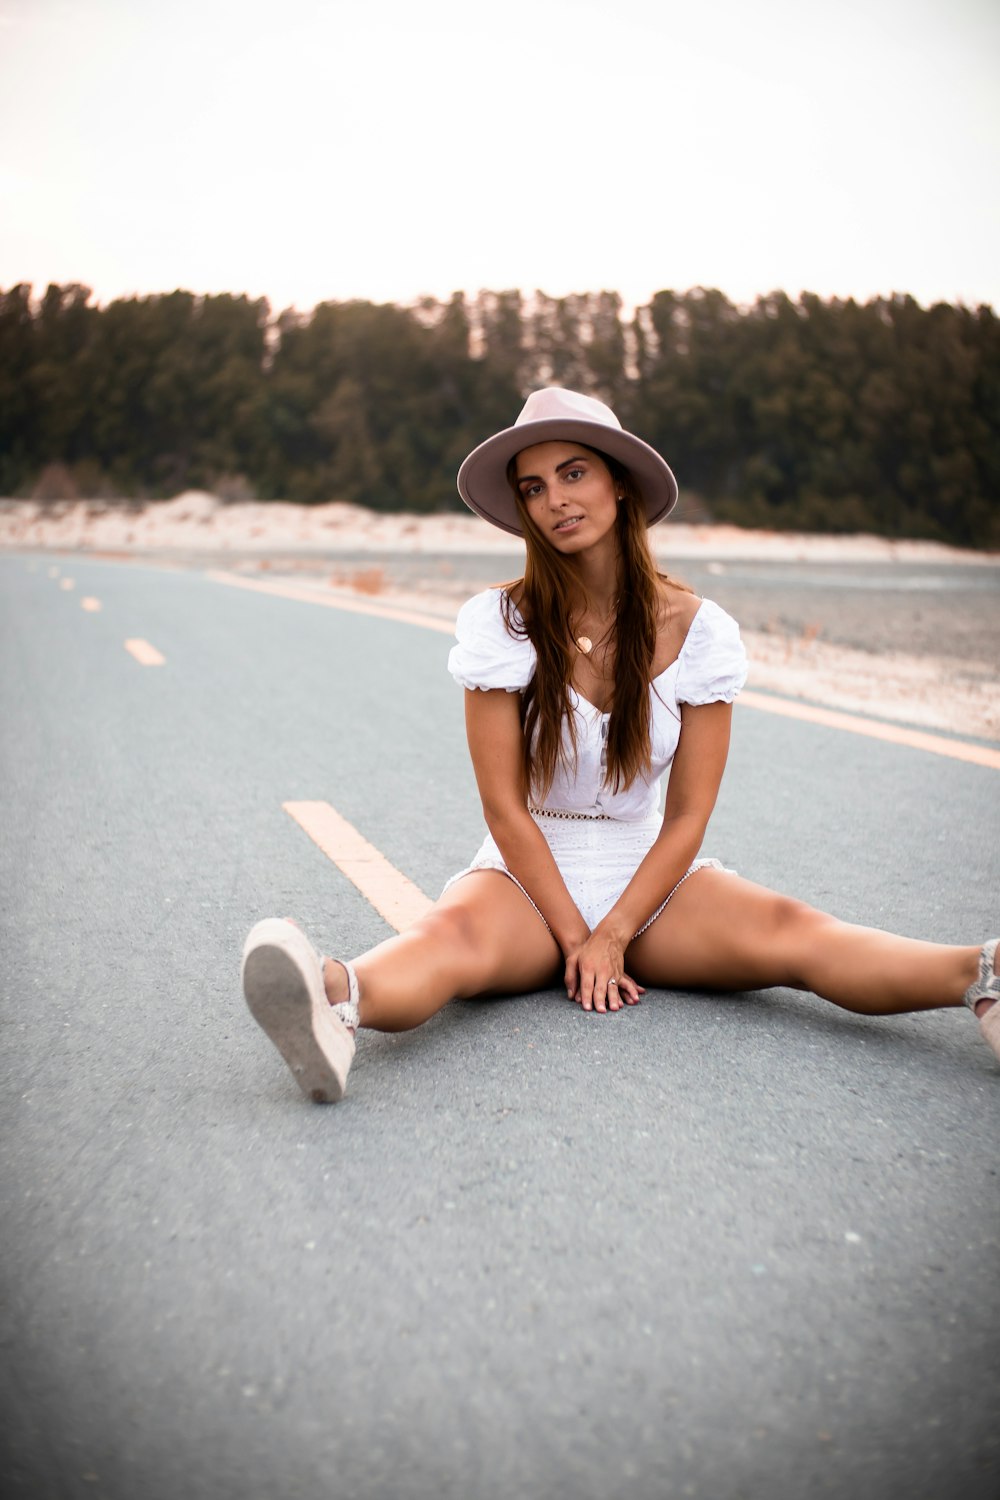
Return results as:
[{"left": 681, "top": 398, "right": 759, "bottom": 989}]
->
[{"left": 564, "top": 929, "right": 645, "bottom": 1013}]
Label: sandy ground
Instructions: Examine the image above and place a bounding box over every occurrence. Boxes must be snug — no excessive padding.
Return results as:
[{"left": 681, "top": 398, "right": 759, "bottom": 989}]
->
[
  {"left": 3, "top": 493, "right": 998, "bottom": 742},
  {"left": 3, "top": 490, "right": 995, "bottom": 564}
]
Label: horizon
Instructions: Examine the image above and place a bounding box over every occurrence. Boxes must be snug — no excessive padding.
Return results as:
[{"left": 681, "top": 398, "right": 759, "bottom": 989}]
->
[{"left": 6, "top": 280, "right": 996, "bottom": 319}]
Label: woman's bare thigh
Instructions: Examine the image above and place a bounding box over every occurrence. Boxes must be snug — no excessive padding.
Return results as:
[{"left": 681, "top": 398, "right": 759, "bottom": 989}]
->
[
  {"left": 434, "top": 870, "right": 564, "bottom": 996},
  {"left": 625, "top": 868, "right": 811, "bottom": 992}
]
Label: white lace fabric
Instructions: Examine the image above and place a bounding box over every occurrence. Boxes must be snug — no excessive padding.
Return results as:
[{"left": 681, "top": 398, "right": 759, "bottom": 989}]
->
[{"left": 442, "top": 809, "right": 733, "bottom": 937}]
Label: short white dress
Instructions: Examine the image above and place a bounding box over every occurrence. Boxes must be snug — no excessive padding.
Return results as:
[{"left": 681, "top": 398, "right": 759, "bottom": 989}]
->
[{"left": 443, "top": 588, "right": 748, "bottom": 936}]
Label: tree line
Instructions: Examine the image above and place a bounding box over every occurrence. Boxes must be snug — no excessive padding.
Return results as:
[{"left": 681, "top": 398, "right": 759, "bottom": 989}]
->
[{"left": 1, "top": 282, "right": 997, "bottom": 546}]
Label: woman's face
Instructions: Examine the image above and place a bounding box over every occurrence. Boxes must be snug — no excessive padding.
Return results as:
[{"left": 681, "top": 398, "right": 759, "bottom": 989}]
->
[{"left": 514, "top": 441, "right": 621, "bottom": 554}]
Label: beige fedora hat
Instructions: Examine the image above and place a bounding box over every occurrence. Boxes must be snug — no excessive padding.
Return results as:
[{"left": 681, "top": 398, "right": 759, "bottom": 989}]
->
[{"left": 456, "top": 387, "right": 679, "bottom": 537}]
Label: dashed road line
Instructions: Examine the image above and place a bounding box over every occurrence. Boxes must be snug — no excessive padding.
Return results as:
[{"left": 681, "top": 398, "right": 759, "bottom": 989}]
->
[
  {"left": 284, "top": 800, "right": 434, "bottom": 933},
  {"left": 59, "top": 578, "right": 75, "bottom": 590},
  {"left": 81, "top": 597, "right": 102, "bottom": 612},
  {"left": 124, "top": 638, "right": 166, "bottom": 666}
]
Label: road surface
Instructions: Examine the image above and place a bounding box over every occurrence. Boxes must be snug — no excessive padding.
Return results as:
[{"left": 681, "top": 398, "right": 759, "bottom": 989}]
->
[{"left": 1, "top": 553, "right": 998, "bottom": 1500}]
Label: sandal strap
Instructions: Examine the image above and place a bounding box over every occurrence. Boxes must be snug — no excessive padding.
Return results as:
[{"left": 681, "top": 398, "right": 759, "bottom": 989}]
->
[
  {"left": 963, "top": 938, "right": 1000, "bottom": 1012},
  {"left": 325, "top": 957, "right": 361, "bottom": 1032}
]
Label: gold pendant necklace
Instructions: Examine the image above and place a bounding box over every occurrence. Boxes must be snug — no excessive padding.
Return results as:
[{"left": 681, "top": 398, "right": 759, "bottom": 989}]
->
[{"left": 575, "top": 619, "right": 614, "bottom": 656}]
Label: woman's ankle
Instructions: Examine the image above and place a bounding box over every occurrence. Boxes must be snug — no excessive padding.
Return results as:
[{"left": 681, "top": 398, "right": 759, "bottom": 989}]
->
[
  {"left": 321, "top": 957, "right": 349, "bottom": 1006},
  {"left": 322, "top": 957, "right": 362, "bottom": 1033}
]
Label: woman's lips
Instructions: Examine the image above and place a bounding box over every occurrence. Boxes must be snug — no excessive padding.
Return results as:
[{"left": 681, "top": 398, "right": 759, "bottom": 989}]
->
[{"left": 554, "top": 516, "right": 584, "bottom": 532}]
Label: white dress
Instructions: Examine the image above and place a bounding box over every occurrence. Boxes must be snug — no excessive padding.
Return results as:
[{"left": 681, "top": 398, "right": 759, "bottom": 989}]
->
[{"left": 443, "top": 588, "right": 748, "bottom": 934}]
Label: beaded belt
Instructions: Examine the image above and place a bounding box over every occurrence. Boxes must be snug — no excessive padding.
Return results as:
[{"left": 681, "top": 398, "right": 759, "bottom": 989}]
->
[{"left": 529, "top": 806, "right": 612, "bottom": 822}]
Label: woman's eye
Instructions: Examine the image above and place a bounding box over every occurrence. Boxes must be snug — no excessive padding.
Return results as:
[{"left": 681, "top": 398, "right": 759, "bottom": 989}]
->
[
  {"left": 565, "top": 467, "right": 584, "bottom": 482},
  {"left": 522, "top": 483, "right": 543, "bottom": 500}
]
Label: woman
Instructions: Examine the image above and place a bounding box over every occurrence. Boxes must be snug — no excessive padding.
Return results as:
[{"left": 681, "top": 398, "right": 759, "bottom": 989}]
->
[{"left": 241, "top": 387, "right": 1000, "bottom": 1102}]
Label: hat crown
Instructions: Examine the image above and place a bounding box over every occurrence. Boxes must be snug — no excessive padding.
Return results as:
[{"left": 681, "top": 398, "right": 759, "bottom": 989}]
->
[{"left": 514, "top": 387, "right": 622, "bottom": 433}]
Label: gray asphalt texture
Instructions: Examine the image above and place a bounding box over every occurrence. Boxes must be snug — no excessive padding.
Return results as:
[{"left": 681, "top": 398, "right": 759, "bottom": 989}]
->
[{"left": 1, "top": 552, "right": 998, "bottom": 1500}]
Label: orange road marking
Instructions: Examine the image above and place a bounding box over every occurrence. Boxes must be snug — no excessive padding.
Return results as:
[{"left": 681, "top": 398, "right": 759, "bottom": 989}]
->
[
  {"left": 124, "top": 638, "right": 165, "bottom": 666},
  {"left": 206, "top": 569, "right": 999, "bottom": 770},
  {"left": 739, "top": 689, "right": 1000, "bottom": 771},
  {"left": 59, "top": 577, "right": 75, "bottom": 590},
  {"left": 284, "top": 800, "right": 434, "bottom": 932},
  {"left": 206, "top": 569, "right": 456, "bottom": 635},
  {"left": 81, "top": 597, "right": 102, "bottom": 612}
]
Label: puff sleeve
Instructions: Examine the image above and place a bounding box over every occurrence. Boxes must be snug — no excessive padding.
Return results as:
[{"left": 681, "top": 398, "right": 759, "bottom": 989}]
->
[
  {"left": 447, "top": 588, "right": 536, "bottom": 693},
  {"left": 675, "top": 599, "right": 748, "bottom": 705}
]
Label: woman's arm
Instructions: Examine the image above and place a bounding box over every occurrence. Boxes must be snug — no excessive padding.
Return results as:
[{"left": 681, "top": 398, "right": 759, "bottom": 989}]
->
[
  {"left": 465, "top": 688, "right": 646, "bottom": 1008},
  {"left": 566, "top": 699, "right": 734, "bottom": 1007},
  {"left": 464, "top": 687, "right": 591, "bottom": 956}
]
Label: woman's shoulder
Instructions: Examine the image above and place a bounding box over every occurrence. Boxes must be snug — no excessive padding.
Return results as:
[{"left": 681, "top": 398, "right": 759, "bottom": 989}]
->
[
  {"left": 674, "top": 594, "right": 748, "bottom": 705},
  {"left": 660, "top": 579, "right": 703, "bottom": 634},
  {"left": 454, "top": 583, "right": 513, "bottom": 626},
  {"left": 448, "top": 585, "right": 535, "bottom": 692},
  {"left": 649, "top": 579, "right": 703, "bottom": 676},
  {"left": 453, "top": 583, "right": 526, "bottom": 642}
]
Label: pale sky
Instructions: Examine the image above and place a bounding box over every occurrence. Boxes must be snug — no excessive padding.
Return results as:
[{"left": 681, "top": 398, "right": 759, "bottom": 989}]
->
[{"left": 1, "top": 0, "right": 998, "bottom": 314}]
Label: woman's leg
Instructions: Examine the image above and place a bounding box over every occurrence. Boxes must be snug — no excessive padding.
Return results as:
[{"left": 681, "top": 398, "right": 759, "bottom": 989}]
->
[
  {"left": 625, "top": 869, "right": 983, "bottom": 1016},
  {"left": 322, "top": 871, "right": 563, "bottom": 1031},
  {"left": 244, "top": 873, "right": 561, "bottom": 1102}
]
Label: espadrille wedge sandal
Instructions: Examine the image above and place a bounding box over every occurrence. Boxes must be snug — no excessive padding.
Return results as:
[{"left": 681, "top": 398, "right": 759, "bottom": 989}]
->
[{"left": 242, "top": 918, "right": 358, "bottom": 1103}]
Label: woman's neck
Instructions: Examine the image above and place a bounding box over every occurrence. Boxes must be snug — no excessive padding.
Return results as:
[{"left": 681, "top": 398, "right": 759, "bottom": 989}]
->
[{"left": 568, "top": 541, "right": 621, "bottom": 622}]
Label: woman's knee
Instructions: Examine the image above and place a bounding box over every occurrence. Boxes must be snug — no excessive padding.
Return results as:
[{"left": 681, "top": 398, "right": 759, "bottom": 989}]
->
[
  {"left": 765, "top": 894, "right": 838, "bottom": 985},
  {"left": 413, "top": 894, "right": 479, "bottom": 942},
  {"left": 410, "top": 901, "right": 486, "bottom": 960},
  {"left": 766, "top": 892, "right": 824, "bottom": 935},
  {"left": 423, "top": 881, "right": 560, "bottom": 994}
]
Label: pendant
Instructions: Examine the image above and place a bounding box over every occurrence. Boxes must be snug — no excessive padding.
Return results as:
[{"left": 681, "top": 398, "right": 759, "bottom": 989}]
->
[{"left": 576, "top": 636, "right": 593, "bottom": 654}]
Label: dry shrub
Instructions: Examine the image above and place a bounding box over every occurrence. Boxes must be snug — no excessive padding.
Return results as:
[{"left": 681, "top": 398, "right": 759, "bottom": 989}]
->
[{"left": 350, "top": 567, "right": 386, "bottom": 595}]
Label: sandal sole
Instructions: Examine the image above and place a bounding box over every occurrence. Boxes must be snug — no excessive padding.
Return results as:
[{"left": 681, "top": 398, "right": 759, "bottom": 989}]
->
[{"left": 242, "top": 919, "right": 354, "bottom": 1103}]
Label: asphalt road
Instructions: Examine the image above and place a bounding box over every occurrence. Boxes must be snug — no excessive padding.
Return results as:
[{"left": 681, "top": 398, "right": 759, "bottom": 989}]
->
[{"left": 2, "top": 552, "right": 998, "bottom": 1500}]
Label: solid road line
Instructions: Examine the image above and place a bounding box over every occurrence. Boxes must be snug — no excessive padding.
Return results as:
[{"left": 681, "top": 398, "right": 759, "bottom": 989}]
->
[
  {"left": 207, "top": 570, "right": 456, "bottom": 635},
  {"left": 284, "top": 800, "right": 434, "bottom": 933},
  {"left": 207, "top": 569, "right": 1000, "bottom": 771},
  {"left": 124, "top": 639, "right": 166, "bottom": 666},
  {"left": 739, "top": 690, "right": 1000, "bottom": 771}
]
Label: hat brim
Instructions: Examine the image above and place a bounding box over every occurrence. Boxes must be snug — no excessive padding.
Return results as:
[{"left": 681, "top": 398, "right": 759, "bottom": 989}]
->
[{"left": 456, "top": 417, "right": 679, "bottom": 537}]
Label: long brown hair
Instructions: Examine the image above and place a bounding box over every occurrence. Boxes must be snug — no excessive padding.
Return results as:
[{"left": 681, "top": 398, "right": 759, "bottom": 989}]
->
[{"left": 499, "top": 445, "right": 688, "bottom": 800}]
